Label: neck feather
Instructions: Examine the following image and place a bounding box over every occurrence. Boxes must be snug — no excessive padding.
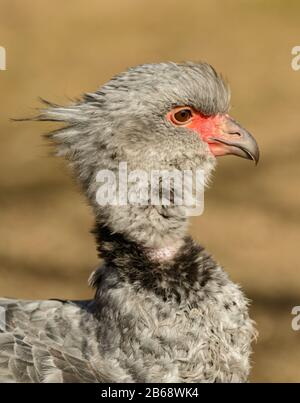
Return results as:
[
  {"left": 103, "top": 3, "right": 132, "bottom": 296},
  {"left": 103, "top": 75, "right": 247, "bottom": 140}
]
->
[
  {"left": 94, "top": 204, "right": 189, "bottom": 249},
  {"left": 90, "top": 222, "right": 218, "bottom": 304}
]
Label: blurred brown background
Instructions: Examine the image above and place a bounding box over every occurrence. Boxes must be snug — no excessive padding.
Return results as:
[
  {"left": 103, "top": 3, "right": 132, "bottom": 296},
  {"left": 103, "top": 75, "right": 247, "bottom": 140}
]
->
[{"left": 0, "top": 0, "right": 299, "bottom": 382}]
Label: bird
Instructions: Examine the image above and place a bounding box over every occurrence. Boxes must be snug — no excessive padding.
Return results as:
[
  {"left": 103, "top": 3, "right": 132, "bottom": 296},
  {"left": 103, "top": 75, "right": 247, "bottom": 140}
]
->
[{"left": 0, "top": 62, "right": 259, "bottom": 383}]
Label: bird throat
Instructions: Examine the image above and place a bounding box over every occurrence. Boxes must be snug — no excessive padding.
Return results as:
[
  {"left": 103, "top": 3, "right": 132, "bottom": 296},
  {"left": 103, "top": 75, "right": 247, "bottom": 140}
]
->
[
  {"left": 92, "top": 222, "right": 186, "bottom": 266},
  {"left": 144, "top": 241, "right": 183, "bottom": 262}
]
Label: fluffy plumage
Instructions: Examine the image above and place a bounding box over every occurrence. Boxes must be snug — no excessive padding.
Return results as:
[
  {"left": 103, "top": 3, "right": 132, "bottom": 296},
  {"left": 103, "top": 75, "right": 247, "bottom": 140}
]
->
[{"left": 0, "top": 62, "right": 257, "bottom": 383}]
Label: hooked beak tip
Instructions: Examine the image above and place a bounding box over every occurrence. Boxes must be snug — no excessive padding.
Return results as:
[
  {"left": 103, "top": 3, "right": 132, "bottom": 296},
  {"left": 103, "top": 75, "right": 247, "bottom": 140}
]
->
[
  {"left": 242, "top": 147, "right": 260, "bottom": 165},
  {"left": 208, "top": 115, "right": 260, "bottom": 165}
]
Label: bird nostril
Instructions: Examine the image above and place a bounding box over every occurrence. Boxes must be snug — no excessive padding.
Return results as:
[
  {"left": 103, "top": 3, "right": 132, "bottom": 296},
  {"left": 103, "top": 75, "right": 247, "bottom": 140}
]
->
[{"left": 228, "top": 131, "right": 241, "bottom": 136}]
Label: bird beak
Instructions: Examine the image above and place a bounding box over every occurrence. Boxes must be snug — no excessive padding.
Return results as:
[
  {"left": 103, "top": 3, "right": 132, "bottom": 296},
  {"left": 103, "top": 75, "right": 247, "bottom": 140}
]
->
[{"left": 208, "top": 115, "right": 260, "bottom": 164}]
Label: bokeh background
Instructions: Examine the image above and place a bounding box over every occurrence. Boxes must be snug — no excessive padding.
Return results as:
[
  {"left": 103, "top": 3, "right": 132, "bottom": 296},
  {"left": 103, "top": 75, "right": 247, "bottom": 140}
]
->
[{"left": 0, "top": 0, "right": 299, "bottom": 382}]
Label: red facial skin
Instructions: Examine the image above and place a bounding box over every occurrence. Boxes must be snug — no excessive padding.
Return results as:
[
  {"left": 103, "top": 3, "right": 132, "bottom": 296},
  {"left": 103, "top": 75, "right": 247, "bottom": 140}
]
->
[
  {"left": 188, "top": 113, "right": 231, "bottom": 156},
  {"left": 167, "top": 107, "right": 231, "bottom": 157}
]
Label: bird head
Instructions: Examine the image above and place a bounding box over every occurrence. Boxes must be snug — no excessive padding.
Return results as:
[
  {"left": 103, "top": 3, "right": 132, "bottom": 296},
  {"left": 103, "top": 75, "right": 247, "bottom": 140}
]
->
[{"left": 39, "top": 62, "right": 259, "bottom": 248}]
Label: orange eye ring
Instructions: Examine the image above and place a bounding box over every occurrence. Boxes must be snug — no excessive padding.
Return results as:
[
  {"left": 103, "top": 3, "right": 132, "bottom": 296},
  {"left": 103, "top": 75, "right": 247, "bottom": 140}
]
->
[{"left": 170, "top": 107, "right": 193, "bottom": 125}]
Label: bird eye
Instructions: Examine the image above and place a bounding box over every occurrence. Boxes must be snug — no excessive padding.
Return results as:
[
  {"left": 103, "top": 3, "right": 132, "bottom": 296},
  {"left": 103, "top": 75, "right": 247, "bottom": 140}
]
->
[{"left": 170, "top": 108, "right": 193, "bottom": 125}]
